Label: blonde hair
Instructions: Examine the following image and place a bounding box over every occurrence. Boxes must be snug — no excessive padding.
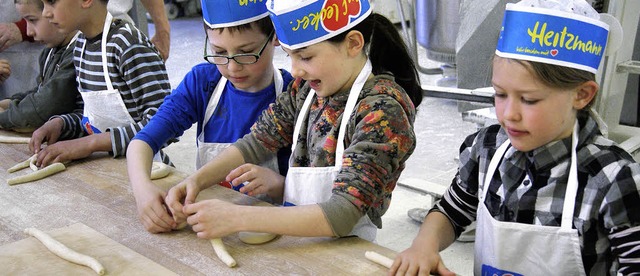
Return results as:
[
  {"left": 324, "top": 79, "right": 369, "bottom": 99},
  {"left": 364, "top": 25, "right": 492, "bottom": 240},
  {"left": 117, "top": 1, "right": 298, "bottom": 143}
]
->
[{"left": 15, "top": 0, "right": 44, "bottom": 10}]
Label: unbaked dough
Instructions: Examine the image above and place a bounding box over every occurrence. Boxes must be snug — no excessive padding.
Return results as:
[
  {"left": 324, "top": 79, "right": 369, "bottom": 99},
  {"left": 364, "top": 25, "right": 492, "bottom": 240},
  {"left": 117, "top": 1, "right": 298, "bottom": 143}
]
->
[
  {"left": 237, "top": 231, "right": 278, "bottom": 245},
  {"left": 24, "top": 227, "right": 106, "bottom": 275},
  {"left": 0, "top": 135, "right": 31, "bottom": 144},
  {"left": 7, "top": 162, "right": 66, "bottom": 185},
  {"left": 150, "top": 162, "right": 171, "bottom": 180},
  {"left": 210, "top": 238, "right": 236, "bottom": 268},
  {"left": 365, "top": 251, "right": 393, "bottom": 268},
  {"left": 7, "top": 154, "right": 36, "bottom": 173}
]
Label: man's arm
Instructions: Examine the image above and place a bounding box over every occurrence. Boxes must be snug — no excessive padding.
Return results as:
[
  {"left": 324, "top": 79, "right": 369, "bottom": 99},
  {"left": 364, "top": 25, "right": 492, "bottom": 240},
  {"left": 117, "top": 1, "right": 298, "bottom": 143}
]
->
[
  {"left": 140, "top": 0, "right": 170, "bottom": 61},
  {"left": 0, "top": 20, "right": 27, "bottom": 52}
]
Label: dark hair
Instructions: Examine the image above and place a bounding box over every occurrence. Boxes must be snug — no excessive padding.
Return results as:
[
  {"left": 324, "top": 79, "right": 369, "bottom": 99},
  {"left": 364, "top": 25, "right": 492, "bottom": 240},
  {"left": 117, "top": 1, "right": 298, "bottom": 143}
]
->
[
  {"left": 204, "top": 16, "right": 274, "bottom": 37},
  {"left": 327, "top": 13, "right": 422, "bottom": 107}
]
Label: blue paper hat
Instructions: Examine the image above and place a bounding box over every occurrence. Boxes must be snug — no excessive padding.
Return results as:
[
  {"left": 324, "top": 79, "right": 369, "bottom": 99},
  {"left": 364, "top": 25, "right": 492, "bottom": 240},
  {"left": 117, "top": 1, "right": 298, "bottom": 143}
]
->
[
  {"left": 496, "top": 3, "right": 610, "bottom": 74},
  {"left": 267, "top": 0, "right": 373, "bottom": 49},
  {"left": 202, "top": 0, "right": 270, "bottom": 29}
]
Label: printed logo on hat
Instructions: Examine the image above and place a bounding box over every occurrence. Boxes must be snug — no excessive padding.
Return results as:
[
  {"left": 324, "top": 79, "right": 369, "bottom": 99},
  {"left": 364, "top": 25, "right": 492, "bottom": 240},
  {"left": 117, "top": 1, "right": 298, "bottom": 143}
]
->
[
  {"left": 202, "top": 0, "right": 270, "bottom": 29},
  {"left": 268, "top": 0, "right": 373, "bottom": 49},
  {"left": 496, "top": 3, "right": 609, "bottom": 74}
]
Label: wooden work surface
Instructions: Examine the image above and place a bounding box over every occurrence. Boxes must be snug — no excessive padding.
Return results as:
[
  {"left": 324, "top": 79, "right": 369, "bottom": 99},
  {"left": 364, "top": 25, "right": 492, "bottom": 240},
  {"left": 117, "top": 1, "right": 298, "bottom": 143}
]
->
[{"left": 0, "top": 142, "right": 396, "bottom": 275}]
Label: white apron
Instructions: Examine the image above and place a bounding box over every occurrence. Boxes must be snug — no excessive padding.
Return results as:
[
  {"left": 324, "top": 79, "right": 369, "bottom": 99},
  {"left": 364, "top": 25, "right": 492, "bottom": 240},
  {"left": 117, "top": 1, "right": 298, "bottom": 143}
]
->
[
  {"left": 474, "top": 122, "right": 585, "bottom": 275},
  {"left": 195, "top": 66, "right": 284, "bottom": 172},
  {"left": 283, "top": 60, "right": 378, "bottom": 242},
  {"left": 78, "top": 12, "right": 135, "bottom": 135}
]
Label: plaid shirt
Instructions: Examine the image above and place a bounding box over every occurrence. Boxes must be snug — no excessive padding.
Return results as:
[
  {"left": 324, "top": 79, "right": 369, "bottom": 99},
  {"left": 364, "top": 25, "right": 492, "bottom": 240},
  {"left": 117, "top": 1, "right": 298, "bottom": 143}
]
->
[{"left": 433, "top": 111, "right": 640, "bottom": 275}]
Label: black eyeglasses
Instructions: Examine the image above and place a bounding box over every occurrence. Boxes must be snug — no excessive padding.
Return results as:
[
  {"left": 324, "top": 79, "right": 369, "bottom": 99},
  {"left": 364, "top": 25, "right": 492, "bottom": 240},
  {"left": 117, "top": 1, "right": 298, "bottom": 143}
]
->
[{"left": 204, "top": 31, "right": 274, "bottom": 65}]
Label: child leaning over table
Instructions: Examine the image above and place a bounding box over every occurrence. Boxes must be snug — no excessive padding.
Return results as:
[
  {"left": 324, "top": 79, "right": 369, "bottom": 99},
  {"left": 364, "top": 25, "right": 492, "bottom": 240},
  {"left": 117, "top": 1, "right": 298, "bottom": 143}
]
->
[
  {"left": 127, "top": 0, "right": 294, "bottom": 233},
  {"left": 165, "top": 0, "right": 423, "bottom": 243},
  {"left": 391, "top": 0, "right": 640, "bottom": 275},
  {"left": 0, "top": 0, "right": 80, "bottom": 133},
  {"left": 28, "top": 0, "right": 171, "bottom": 167}
]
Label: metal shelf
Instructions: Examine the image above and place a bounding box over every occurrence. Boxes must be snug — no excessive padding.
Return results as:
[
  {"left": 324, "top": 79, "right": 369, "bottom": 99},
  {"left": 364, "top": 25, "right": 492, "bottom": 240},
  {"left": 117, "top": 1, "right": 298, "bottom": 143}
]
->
[{"left": 617, "top": 60, "right": 640, "bottom": 74}]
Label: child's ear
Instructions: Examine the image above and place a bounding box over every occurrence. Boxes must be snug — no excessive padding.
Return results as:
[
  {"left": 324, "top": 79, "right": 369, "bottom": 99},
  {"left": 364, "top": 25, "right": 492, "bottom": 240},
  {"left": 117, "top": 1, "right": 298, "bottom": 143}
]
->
[
  {"left": 344, "top": 30, "right": 364, "bottom": 57},
  {"left": 81, "top": 0, "right": 95, "bottom": 9},
  {"left": 273, "top": 33, "right": 281, "bottom": 47},
  {"left": 573, "top": 80, "right": 598, "bottom": 110}
]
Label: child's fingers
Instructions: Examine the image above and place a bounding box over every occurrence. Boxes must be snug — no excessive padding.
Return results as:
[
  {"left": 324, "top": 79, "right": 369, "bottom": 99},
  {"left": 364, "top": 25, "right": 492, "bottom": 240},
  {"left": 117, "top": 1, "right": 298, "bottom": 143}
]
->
[{"left": 225, "top": 163, "right": 252, "bottom": 184}]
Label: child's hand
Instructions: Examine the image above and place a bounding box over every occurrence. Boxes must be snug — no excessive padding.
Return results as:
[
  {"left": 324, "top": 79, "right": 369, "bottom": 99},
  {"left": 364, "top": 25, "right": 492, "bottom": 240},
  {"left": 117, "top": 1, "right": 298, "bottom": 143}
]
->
[
  {"left": 132, "top": 181, "right": 176, "bottom": 233},
  {"left": 0, "top": 59, "right": 10, "bottom": 84},
  {"left": 0, "top": 23, "right": 22, "bottom": 51},
  {"left": 165, "top": 176, "right": 203, "bottom": 227},
  {"left": 29, "top": 118, "right": 64, "bottom": 154},
  {"left": 389, "top": 245, "right": 455, "bottom": 276},
  {"left": 34, "top": 138, "right": 93, "bottom": 167},
  {"left": 226, "top": 164, "right": 285, "bottom": 202},
  {"left": 183, "top": 199, "right": 239, "bottom": 239}
]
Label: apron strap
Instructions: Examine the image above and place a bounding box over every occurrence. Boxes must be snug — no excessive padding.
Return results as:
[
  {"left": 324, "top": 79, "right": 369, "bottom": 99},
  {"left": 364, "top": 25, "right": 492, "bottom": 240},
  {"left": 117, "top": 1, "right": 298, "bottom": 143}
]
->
[
  {"left": 561, "top": 122, "right": 580, "bottom": 230},
  {"left": 101, "top": 12, "right": 114, "bottom": 91}
]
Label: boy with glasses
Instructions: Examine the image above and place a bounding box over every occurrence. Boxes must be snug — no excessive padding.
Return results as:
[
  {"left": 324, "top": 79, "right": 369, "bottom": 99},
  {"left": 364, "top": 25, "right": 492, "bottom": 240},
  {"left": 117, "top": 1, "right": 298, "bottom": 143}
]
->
[{"left": 126, "top": 0, "right": 293, "bottom": 233}]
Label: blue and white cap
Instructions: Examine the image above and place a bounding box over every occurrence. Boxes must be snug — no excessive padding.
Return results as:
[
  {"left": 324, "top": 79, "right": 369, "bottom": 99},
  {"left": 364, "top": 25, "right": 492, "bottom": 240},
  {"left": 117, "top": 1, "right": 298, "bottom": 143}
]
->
[
  {"left": 496, "top": 0, "right": 617, "bottom": 74},
  {"left": 202, "top": 0, "right": 270, "bottom": 29},
  {"left": 267, "top": 0, "right": 373, "bottom": 50}
]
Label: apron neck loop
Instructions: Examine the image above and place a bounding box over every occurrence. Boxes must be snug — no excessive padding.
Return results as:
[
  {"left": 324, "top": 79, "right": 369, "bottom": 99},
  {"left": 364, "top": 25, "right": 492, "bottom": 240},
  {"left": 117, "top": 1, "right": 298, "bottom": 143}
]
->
[
  {"left": 292, "top": 60, "right": 372, "bottom": 169},
  {"left": 481, "top": 121, "right": 580, "bottom": 230},
  {"left": 101, "top": 12, "right": 114, "bottom": 91}
]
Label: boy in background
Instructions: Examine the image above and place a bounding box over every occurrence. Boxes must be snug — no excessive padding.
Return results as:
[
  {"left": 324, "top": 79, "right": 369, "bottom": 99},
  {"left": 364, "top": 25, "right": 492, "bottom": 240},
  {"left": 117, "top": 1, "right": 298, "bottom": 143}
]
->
[
  {"left": 0, "top": 0, "right": 80, "bottom": 132},
  {"left": 30, "top": 0, "right": 171, "bottom": 167}
]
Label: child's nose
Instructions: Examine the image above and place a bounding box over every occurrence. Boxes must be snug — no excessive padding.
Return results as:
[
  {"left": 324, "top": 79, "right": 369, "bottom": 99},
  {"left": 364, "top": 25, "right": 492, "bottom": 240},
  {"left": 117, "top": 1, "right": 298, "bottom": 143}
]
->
[
  {"left": 290, "top": 61, "right": 304, "bottom": 79},
  {"left": 501, "top": 100, "right": 521, "bottom": 121},
  {"left": 42, "top": 6, "right": 52, "bottom": 18}
]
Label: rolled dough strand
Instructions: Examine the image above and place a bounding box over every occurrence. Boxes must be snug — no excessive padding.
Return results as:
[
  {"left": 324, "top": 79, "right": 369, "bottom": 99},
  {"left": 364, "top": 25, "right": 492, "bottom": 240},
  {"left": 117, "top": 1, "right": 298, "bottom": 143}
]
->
[
  {"left": 24, "top": 227, "right": 106, "bottom": 275},
  {"left": 365, "top": 251, "right": 393, "bottom": 269},
  {"left": 210, "top": 238, "right": 236, "bottom": 267},
  {"left": 150, "top": 161, "right": 171, "bottom": 180},
  {"left": 7, "top": 154, "right": 37, "bottom": 173},
  {"left": 7, "top": 162, "right": 66, "bottom": 186},
  {"left": 29, "top": 154, "right": 38, "bottom": 171},
  {"left": 0, "top": 135, "right": 31, "bottom": 144}
]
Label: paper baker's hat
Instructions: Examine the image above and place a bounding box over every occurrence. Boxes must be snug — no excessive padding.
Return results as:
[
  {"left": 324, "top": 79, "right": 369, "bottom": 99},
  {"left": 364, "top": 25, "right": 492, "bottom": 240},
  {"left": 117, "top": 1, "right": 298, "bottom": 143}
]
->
[
  {"left": 496, "top": 0, "right": 622, "bottom": 74},
  {"left": 202, "top": 0, "right": 270, "bottom": 29},
  {"left": 267, "top": 0, "right": 373, "bottom": 50}
]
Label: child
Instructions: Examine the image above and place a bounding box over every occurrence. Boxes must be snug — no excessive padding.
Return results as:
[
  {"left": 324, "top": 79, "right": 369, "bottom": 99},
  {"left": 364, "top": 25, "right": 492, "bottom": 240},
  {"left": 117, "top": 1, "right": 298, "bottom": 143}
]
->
[
  {"left": 126, "top": 0, "right": 294, "bottom": 233},
  {"left": 0, "top": 0, "right": 80, "bottom": 132},
  {"left": 391, "top": 1, "right": 640, "bottom": 275},
  {"left": 165, "top": 0, "right": 423, "bottom": 242},
  {"left": 29, "top": 0, "right": 171, "bottom": 167}
]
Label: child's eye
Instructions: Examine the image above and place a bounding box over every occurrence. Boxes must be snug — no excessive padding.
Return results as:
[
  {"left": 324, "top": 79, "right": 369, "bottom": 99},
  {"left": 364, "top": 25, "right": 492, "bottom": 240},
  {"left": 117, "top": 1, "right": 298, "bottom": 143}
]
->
[
  {"left": 299, "top": 56, "right": 312, "bottom": 61},
  {"left": 493, "top": 92, "right": 506, "bottom": 99},
  {"left": 521, "top": 98, "right": 539, "bottom": 105}
]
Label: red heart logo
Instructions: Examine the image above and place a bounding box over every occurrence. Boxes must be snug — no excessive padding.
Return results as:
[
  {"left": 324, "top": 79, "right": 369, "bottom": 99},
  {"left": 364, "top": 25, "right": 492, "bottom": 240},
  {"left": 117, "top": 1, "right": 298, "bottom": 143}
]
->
[
  {"left": 322, "top": 0, "right": 361, "bottom": 31},
  {"left": 550, "top": 49, "right": 558, "bottom": 57}
]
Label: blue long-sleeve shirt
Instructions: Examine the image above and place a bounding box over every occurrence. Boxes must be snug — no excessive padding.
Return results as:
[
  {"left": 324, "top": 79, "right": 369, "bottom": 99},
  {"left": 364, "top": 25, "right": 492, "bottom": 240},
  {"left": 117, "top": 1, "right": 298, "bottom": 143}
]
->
[{"left": 134, "top": 63, "right": 293, "bottom": 174}]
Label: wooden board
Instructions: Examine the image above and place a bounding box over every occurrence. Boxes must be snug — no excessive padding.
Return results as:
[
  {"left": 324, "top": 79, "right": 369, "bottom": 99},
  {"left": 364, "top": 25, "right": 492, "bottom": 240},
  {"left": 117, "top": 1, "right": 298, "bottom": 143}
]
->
[{"left": 0, "top": 223, "right": 178, "bottom": 275}]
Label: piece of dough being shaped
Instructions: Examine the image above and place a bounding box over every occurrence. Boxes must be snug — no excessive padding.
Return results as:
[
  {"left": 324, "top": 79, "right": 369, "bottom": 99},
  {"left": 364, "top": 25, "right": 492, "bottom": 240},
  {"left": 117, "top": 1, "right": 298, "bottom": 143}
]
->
[
  {"left": 7, "top": 154, "right": 36, "bottom": 173},
  {"left": 7, "top": 163, "right": 66, "bottom": 185},
  {"left": 237, "top": 231, "right": 278, "bottom": 245},
  {"left": 24, "top": 227, "right": 106, "bottom": 275}
]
